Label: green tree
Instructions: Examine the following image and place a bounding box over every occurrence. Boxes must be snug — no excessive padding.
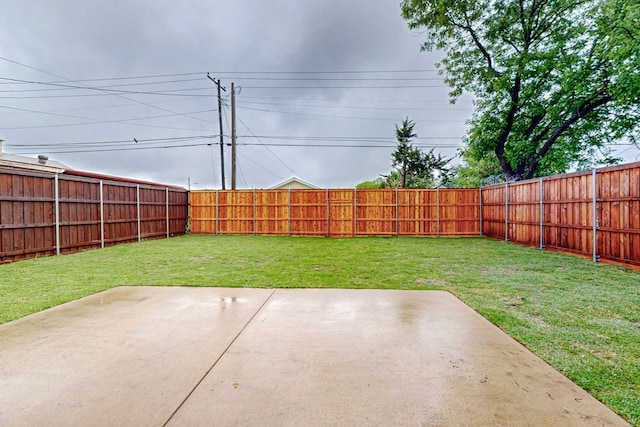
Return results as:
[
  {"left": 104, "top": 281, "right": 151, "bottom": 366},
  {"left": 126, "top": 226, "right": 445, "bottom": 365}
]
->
[
  {"left": 356, "top": 178, "right": 387, "bottom": 189},
  {"left": 391, "top": 118, "right": 450, "bottom": 188},
  {"left": 401, "top": 0, "right": 640, "bottom": 181}
]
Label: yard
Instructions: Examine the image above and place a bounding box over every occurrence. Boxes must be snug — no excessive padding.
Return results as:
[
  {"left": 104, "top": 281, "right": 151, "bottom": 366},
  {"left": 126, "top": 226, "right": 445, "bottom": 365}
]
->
[{"left": 1, "top": 235, "right": 638, "bottom": 425}]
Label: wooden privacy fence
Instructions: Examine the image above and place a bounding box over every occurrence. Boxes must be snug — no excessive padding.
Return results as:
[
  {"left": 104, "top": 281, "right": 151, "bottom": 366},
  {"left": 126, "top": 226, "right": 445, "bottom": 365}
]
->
[
  {"left": 190, "top": 188, "right": 481, "bottom": 238},
  {"left": 190, "top": 162, "right": 640, "bottom": 268},
  {"left": 5, "top": 161, "right": 637, "bottom": 268},
  {"left": 0, "top": 168, "right": 188, "bottom": 263},
  {"left": 481, "top": 162, "right": 640, "bottom": 267}
]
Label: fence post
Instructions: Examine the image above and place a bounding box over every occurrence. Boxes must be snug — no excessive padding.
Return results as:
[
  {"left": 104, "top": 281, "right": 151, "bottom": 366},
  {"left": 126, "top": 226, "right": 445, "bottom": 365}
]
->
[
  {"left": 326, "top": 189, "right": 329, "bottom": 237},
  {"left": 253, "top": 188, "right": 256, "bottom": 235},
  {"left": 592, "top": 169, "right": 599, "bottom": 263},
  {"left": 539, "top": 178, "right": 544, "bottom": 250},
  {"left": 353, "top": 188, "right": 357, "bottom": 237},
  {"left": 505, "top": 182, "right": 509, "bottom": 242},
  {"left": 395, "top": 188, "right": 399, "bottom": 236},
  {"left": 215, "top": 190, "right": 219, "bottom": 235},
  {"left": 479, "top": 185, "right": 483, "bottom": 237},
  {"left": 436, "top": 187, "right": 441, "bottom": 237},
  {"left": 54, "top": 174, "right": 60, "bottom": 256},
  {"left": 100, "top": 180, "right": 105, "bottom": 248},
  {"left": 165, "top": 188, "right": 170, "bottom": 238},
  {"left": 136, "top": 184, "right": 141, "bottom": 242},
  {"left": 288, "top": 189, "right": 291, "bottom": 236}
]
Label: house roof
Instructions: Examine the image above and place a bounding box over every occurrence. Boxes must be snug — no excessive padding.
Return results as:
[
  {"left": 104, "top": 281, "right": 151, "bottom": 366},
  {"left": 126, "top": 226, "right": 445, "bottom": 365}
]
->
[
  {"left": 64, "top": 169, "right": 186, "bottom": 190},
  {"left": 0, "top": 151, "right": 68, "bottom": 174},
  {"left": 268, "top": 177, "right": 320, "bottom": 190},
  {"left": 0, "top": 149, "right": 184, "bottom": 190}
]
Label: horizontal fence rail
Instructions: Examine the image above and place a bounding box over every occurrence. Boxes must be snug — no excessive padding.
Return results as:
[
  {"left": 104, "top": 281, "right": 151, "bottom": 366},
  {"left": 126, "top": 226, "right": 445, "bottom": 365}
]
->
[
  {"left": 0, "top": 168, "right": 188, "bottom": 264},
  {"left": 190, "top": 188, "right": 481, "bottom": 238}
]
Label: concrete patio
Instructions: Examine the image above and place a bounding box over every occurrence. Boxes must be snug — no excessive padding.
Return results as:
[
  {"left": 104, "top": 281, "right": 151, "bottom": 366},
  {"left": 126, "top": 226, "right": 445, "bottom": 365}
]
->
[{"left": 0, "top": 287, "right": 629, "bottom": 426}]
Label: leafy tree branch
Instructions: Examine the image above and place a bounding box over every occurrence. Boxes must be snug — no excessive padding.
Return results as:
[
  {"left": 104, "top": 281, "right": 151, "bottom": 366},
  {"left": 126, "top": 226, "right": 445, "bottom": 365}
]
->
[{"left": 402, "top": 0, "right": 640, "bottom": 181}]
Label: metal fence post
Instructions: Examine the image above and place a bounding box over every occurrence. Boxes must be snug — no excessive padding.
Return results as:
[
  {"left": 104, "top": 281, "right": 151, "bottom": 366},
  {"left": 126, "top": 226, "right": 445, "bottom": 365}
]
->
[
  {"left": 326, "top": 189, "right": 329, "bottom": 237},
  {"left": 395, "top": 187, "right": 399, "bottom": 236},
  {"left": 353, "top": 188, "right": 357, "bottom": 237},
  {"left": 54, "top": 174, "right": 60, "bottom": 256},
  {"left": 165, "top": 187, "right": 170, "bottom": 238},
  {"left": 136, "top": 184, "right": 141, "bottom": 242},
  {"left": 539, "top": 177, "right": 544, "bottom": 249},
  {"left": 505, "top": 182, "right": 509, "bottom": 242},
  {"left": 592, "top": 169, "right": 598, "bottom": 262},
  {"left": 479, "top": 185, "right": 483, "bottom": 237},
  {"left": 288, "top": 189, "right": 291, "bottom": 236},
  {"left": 100, "top": 180, "right": 105, "bottom": 248},
  {"left": 436, "top": 187, "right": 441, "bottom": 237}
]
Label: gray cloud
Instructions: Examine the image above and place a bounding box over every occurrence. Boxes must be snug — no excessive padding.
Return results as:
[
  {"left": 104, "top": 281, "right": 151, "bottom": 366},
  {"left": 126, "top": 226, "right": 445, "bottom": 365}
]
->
[{"left": 0, "top": 0, "right": 477, "bottom": 189}]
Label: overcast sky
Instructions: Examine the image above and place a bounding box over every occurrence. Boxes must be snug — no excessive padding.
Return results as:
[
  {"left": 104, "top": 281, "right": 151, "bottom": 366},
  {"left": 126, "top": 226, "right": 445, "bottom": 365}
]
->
[{"left": 1, "top": 1, "right": 635, "bottom": 189}]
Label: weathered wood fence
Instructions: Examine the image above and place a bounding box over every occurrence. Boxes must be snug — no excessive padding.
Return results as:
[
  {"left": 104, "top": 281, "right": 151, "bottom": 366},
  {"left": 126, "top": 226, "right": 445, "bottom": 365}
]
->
[
  {"left": 0, "top": 168, "right": 188, "bottom": 263},
  {"left": 481, "top": 162, "right": 640, "bottom": 267},
  {"left": 190, "top": 188, "right": 481, "bottom": 237}
]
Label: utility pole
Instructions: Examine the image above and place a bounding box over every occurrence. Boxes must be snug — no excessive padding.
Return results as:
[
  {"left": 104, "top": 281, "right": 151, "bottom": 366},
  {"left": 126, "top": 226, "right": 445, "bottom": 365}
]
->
[
  {"left": 207, "top": 74, "right": 226, "bottom": 190},
  {"left": 231, "top": 82, "right": 237, "bottom": 190}
]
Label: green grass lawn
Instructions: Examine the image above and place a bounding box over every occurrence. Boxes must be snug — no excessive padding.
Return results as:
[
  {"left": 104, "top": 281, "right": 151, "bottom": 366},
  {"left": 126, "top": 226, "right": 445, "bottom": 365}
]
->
[{"left": 1, "top": 234, "right": 639, "bottom": 425}]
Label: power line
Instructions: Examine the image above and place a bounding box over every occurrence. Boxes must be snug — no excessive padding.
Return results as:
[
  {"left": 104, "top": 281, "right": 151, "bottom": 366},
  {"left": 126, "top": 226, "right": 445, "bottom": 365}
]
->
[
  {"left": 199, "top": 77, "right": 445, "bottom": 82},
  {"left": 11, "top": 136, "right": 632, "bottom": 152},
  {"left": 238, "top": 95, "right": 474, "bottom": 105},
  {"left": 237, "top": 142, "right": 461, "bottom": 148},
  {"left": 240, "top": 85, "right": 447, "bottom": 89},
  {"left": 0, "top": 104, "right": 213, "bottom": 131},
  {"left": 209, "top": 69, "right": 439, "bottom": 74},
  {"left": 237, "top": 154, "right": 248, "bottom": 188},
  {"left": 245, "top": 135, "right": 462, "bottom": 140},
  {"left": 9, "top": 135, "right": 213, "bottom": 149},
  {"left": 0, "top": 77, "right": 204, "bottom": 92},
  {"left": 0, "top": 77, "right": 446, "bottom": 93},
  {"left": 0, "top": 68, "right": 205, "bottom": 85},
  {"left": 13, "top": 141, "right": 215, "bottom": 154},
  {"left": 0, "top": 83, "right": 451, "bottom": 99},
  {"left": 5, "top": 134, "right": 462, "bottom": 149},
  {"left": 0, "top": 61, "right": 441, "bottom": 83},
  {"left": 237, "top": 152, "right": 285, "bottom": 181},
  {"left": 237, "top": 99, "right": 472, "bottom": 112},
  {"left": 0, "top": 96, "right": 211, "bottom": 116},
  {"left": 236, "top": 116, "right": 300, "bottom": 177},
  {"left": 0, "top": 85, "right": 214, "bottom": 99},
  {"left": 0, "top": 57, "right": 213, "bottom": 125},
  {"left": 235, "top": 105, "right": 466, "bottom": 123},
  {"left": 12, "top": 140, "right": 462, "bottom": 155}
]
